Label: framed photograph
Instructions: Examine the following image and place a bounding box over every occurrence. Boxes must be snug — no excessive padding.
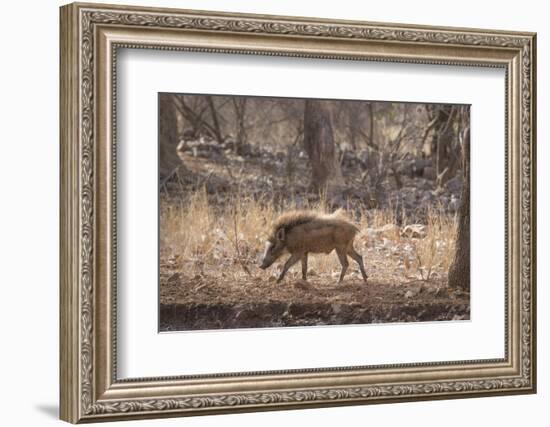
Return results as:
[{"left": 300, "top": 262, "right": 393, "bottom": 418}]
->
[{"left": 60, "top": 2, "right": 536, "bottom": 423}]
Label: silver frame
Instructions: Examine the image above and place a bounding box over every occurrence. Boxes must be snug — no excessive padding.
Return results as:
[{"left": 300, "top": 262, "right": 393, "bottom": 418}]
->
[{"left": 60, "top": 2, "right": 536, "bottom": 423}]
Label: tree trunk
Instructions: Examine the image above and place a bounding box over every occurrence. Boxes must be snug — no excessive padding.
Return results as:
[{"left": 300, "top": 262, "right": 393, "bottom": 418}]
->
[
  {"left": 448, "top": 127, "right": 470, "bottom": 290},
  {"left": 159, "top": 94, "right": 181, "bottom": 180},
  {"left": 232, "top": 97, "right": 248, "bottom": 154},
  {"left": 368, "top": 102, "right": 375, "bottom": 148},
  {"left": 302, "top": 100, "right": 344, "bottom": 194},
  {"left": 427, "top": 105, "right": 456, "bottom": 184},
  {"left": 205, "top": 95, "right": 223, "bottom": 143},
  {"left": 347, "top": 103, "right": 359, "bottom": 150}
]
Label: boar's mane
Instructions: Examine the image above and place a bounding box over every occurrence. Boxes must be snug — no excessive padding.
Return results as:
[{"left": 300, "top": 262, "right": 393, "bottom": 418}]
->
[{"left": 268, "top": 209, "right": 357, "bottom": 242}]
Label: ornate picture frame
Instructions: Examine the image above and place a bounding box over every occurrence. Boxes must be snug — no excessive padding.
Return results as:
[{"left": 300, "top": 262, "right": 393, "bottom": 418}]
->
[{"left": 60, "top": 2, "right": 536, "bottom": 423}]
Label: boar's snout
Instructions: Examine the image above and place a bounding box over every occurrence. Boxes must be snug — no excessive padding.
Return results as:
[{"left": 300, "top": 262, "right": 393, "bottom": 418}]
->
[
  {"left": 259, "top": 240, "right": 279, "bottom": 270},
  {"left": 258, "top": 251, "right": 274, "bottom": 269}
]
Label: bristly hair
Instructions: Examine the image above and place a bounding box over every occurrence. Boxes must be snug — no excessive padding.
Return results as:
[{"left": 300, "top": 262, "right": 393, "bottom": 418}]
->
[
  {"left": 267, "top": 209, "right": 355, "bottom": 241},
  {"left": 269, "top": 210, "right": 317, "bottom": 239}
]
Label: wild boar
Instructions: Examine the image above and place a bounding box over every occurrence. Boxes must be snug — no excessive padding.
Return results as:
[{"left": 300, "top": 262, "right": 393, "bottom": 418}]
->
[{"left": 259, "top": 209, "right": 368, "bottom": 284}]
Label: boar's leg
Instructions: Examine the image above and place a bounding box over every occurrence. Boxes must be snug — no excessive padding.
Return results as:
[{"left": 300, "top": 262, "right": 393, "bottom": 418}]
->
[
  {"left": 335, "top": 247, "right": 349, "bottom": 283},
  {"left": 348, "top": 247, "right": 368, "bottom": 283},
  {"left": 277, "top": 252, "right": 302, "bottom": 283},
  {"left": 301, "top": 253, "right": 308, "bottom": 280}
]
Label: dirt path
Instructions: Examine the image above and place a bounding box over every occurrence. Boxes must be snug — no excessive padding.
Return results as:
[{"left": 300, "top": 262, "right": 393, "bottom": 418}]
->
[{"left": 160, "top": 269, "right": 470, "bottom": 331}]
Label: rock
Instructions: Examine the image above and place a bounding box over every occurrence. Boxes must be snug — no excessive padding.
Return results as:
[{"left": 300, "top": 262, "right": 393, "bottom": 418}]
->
[
  {"left": 176, "top": 140, "right": 187, "bottom": 161},
  {"left": 423, "top": 166, "right": 436, "bottom": 180},
  {"left": 331, "top": 304, "right": 342, "bottom": 315},
  {"left": 194, "top": 283, "right": 207, "bottom": 293},
  {"left": 448, "top": 194, "right": 460, "bottom": 212},
  {"left": 445, "top": 175, "right": 463, "bottom": 194},
  {"left": 341, "top": 150, "right": 359, "bottom": 167},
  {"left": 223, "top": 141, "right": 237, "bottom": 152},
  {"left": 182, "top": 128, "right": 197, "bottom": 140},
  {"left": 377, "top": 223, "right": 400, "bottom": 239},
  {"left": 432, "top": 186, "right": 445, "bottom": 197},
  {"left": 402, "top": 191, "right": 417, "bottom": 209},
  {"left": 294, "top": 280, "right": 313, "bottom": 291},
  {"left": 418, "top": 178, "right": 433, "bottom": 190},
  {"left": 405, "top": 290, "right": 415, "bottom": 299},
  {"left": 425, "top": 285, "right": 439, "bottom": 294},
  {"left": 328, "top": 194, "right": 346, "bottom": 208},
  {"left": 365, "top": 228, "right": 379, "bottom": 241},
  {"left": 167, "top": 273, "right": 180, "bottom": 284},
  {"left": 435, "top": 287, "right": 449, "bottom": 298},
  {"left": 183, "top": 139, "right": 224, "bottom": 158},
  {"left": 234, "top": 307, "right": 263, "bottom": 325},
  {"left": 235, "top": 142, "right": 254, "bottom": 157},
  {"left": 358, "top": 150, "right": 370, "bottom": 167},
  {"left": 401, "top": 224, "right": 427, "bottom": 239},
  {"left": 381, "top": 238, "right": 393, "bottom": 249},
  {"left": 420, "top": 190, "right": 434, "bottom": 205},
  {"left": 287, "top": 303, "right": 312, "bottom": 318}
]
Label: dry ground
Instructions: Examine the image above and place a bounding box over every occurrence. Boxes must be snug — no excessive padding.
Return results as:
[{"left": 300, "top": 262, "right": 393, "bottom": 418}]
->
[
  {"left": 160, "top": 263, "right": 470, "bottom": 331},
  {"left": 159, "top": 185, "right": 469, "bottom": 331}
]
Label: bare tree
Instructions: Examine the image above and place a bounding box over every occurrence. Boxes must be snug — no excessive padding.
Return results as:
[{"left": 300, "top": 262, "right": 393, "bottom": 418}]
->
[
  {"left": 368, "top": 102, "right": 375, "bottom": 149},
  {"left": 231, "top": 97, "right": 248, "bottom": 154},
  {"left": 361, "top": 103, "right": 412, "bottom": 192},
  {"left": 448, "top": 121, "right": 470, "bottom": 289},
  {"left": 335, "top": 101, "right": 361, "bottom": 150},
  {"left": 173, "top": 95, "right": 210, "bottom": 138},
  {"left": 302, "top": 100, "right": 344, "bottom": 193},
  {"left": 425, "top": 104, "right": 461, "bottom": 185},
  {"left": 172, "top": 95, "right": 229, "bottom": 142},
  {"left": 159, "top": 94, "right": 181, "bottom": 179},
  {"left": 205, "top": 95, "right": 223, "bottom": 142}
]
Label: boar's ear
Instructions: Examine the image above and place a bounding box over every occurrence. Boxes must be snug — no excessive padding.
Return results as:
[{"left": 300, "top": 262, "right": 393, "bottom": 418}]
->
[{"left": 276, "top": 227, "right": 285, "bottom": 242}]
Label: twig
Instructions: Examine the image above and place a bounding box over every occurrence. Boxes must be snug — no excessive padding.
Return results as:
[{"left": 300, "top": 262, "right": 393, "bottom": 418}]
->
[
  {"left": 357, "top": 128, "right": 380, "bottom": 151},
  {"left": 232, "top": 208, "right": 252, "bottom": 276},
  {"left": 223, "top": 160, "right": 236, "bottom": 181},
  {"left": 198, "top": 170, "right": 214, "bottom": 189},
  {"left": 160, "top": 165, "right": 180, "bottom": 189},
  {"left": 420, "top": 115, "right": 439, "bottom": 147},
  {"left": 173, "top": 95, "right": 220, "bottom": 141},
  {"left": 415, "top": 251, "right": 426, "bottom": 281}
]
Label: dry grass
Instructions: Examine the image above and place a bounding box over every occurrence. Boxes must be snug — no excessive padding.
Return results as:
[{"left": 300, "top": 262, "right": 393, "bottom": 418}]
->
[
  {"left": 406, "top": 207, "right": 457, "bottom": 280},
  {"left": 160, "top": 189, "right": 458, "bottom": 284}
]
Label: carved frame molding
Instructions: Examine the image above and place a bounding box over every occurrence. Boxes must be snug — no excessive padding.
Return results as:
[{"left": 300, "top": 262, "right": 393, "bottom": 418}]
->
[{"left": 60, "top": 2, "right": 536, "bottom": 423}]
